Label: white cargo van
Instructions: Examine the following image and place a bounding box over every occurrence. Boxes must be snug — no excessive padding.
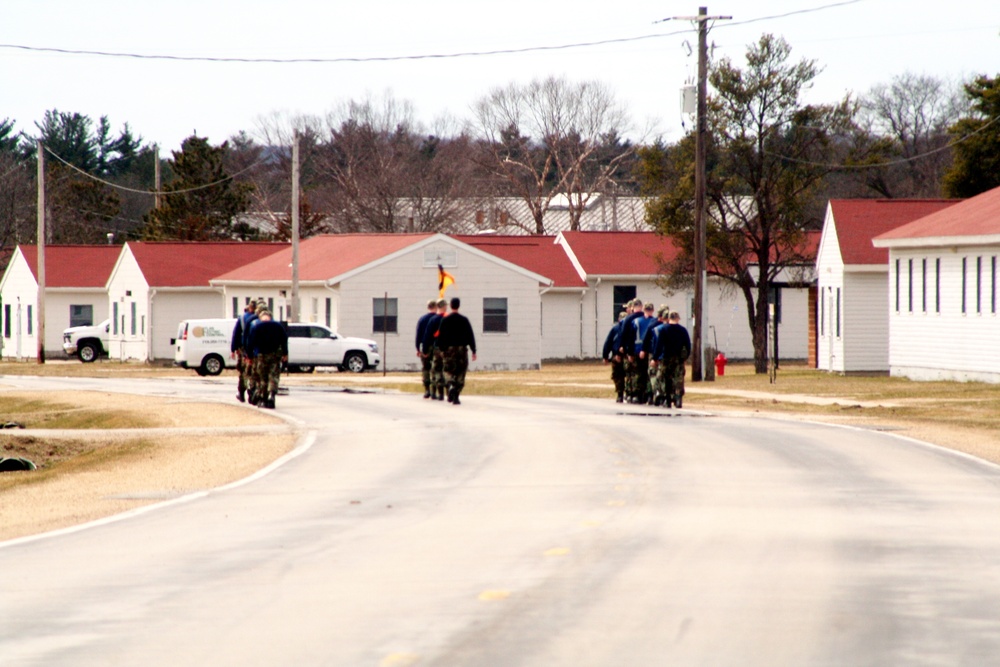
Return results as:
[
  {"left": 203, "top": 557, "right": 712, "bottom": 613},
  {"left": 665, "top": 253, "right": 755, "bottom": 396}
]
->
[{"left": 173, "top": 318, "right": 238, "bottom": 376}]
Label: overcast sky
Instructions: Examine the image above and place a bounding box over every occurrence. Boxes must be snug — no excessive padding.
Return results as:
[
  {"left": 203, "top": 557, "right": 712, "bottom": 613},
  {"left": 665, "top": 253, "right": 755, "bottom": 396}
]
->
[{"left": 2, "top": 0, "right": 998, "bottom": 153}]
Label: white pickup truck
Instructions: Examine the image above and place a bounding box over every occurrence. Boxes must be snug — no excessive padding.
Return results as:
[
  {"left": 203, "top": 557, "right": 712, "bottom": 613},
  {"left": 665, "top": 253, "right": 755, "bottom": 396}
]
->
[{"left": 62, "top": 319, "right": 110, "bottom": 362}]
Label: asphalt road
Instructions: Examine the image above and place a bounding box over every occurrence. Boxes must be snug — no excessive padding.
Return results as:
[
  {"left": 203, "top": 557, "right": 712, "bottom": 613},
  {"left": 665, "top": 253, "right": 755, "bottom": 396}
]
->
[{"left": 4, "top": 376, "right": 1000, "bottom": 666}]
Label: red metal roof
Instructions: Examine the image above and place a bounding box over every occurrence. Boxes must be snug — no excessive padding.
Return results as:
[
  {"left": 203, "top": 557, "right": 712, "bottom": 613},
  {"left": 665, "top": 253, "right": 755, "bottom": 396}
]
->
[
  {"left": 558, "top": 231, "right": 682, "bottom": 276},
  {"left": 19, "top": 245, "right": 121, "bottom": 288},
  {"left": 830, "top": 199, "right": 960, "bottom": 264},
  {"left": 454, "top": 235, "right": 585, "bottom": 288},
  {"left": 128, "top": 242, "right": 288, "bottom": 287},
  {"left": 874, "top": 186, "right": 1000, "bottom": 242},
  {"left": 212, "top": 234, "right": 433, "bottom": 282}
]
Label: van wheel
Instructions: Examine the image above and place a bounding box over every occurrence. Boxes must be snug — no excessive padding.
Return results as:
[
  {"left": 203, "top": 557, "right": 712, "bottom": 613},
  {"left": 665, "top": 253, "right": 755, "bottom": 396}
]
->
[
  {"left": 78, "top": 342, "right": 99, "bottom": 363},
  {"left": 201, "top": 354, "right": 225, "bottom": 376},
  {"left": 344, "top": 352, "right": 366, "bottom": 373}
]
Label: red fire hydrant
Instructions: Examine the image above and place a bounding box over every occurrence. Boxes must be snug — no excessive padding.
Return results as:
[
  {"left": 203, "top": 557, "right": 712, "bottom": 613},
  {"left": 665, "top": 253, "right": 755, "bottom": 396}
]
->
[{"left": 714, "top": 352, "right": 727, "bottom": 377}]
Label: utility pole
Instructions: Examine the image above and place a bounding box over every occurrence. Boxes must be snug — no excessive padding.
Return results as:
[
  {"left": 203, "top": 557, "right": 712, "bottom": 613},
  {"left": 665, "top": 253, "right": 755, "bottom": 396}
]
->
[
  {"left": 674, "top": 6, "right": 730, "bottom": 381},
  {"left": 290, "top": 131, "right": 300, "bottom": 323},
  {"left": 153, "top": 144, "right": 161, "bottom": 209},
  {"left": 36, "top": 140, "right": 45, "bottom": 364}
]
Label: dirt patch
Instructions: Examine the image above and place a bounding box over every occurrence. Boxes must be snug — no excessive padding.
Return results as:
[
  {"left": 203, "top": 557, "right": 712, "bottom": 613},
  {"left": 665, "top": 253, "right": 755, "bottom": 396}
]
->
[{"left": 0, "top": 391, "right": 297, "bottom": 542}]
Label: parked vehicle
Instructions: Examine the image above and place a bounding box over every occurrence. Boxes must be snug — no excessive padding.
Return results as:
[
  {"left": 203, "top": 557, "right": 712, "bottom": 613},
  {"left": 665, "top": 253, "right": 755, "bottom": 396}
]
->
[
  {"left": 285, "top": 323, "right": 380, "bottom": 373},
  {"left": 173, "top": 318, "right": 238, "bottom": 376},
  {"left": 172, "top": 319, "right": 379, "bottom": 376},
  {"left": 62, "top": 319, "right": 110, "bottom": 362}
]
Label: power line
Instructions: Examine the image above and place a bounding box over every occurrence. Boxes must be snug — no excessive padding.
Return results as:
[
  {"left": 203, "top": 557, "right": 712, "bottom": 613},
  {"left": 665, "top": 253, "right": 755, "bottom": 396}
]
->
[
  {"left": 0, "top": 2, "right": 864, "bottom": 65},
  {"left": 766, "top": 114, "right": 1000, "bottom": 169},
  {"left": 42, "top": 144, "right": 269, "bottom": 196}
]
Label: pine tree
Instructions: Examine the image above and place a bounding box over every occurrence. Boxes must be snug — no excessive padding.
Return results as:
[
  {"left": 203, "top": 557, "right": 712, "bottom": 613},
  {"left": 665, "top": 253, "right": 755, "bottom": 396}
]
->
[{"left": 143, "top": 135, "right": 253, "bottom": 240}]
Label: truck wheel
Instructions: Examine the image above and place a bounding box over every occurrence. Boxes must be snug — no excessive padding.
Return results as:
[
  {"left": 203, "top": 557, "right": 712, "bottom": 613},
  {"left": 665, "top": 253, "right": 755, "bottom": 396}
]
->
[
  {"left": 344, "top": 352, "right": 366, "bottom": 373},
  {"left": 291, "top": 364, "right": 315, "bottom": 374},
  {"left": 201, "top": 354, "right": 225, "bottom": 376},
  {"left": 78, "top": 342, "right": 99, "bottom": 363}
]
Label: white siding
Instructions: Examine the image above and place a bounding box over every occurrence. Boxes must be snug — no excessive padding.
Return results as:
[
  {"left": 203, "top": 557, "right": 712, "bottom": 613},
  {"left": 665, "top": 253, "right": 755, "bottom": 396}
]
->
[
  {"left": 889, "top": 247, "right": 1000, "bottom": 382},
  {"left": 841, "top": 271, "right": 889, "bottom": 371},
  {"left": 151, "top": 291, "right": 227, "bottom": 360},
  {"left": 541, "top": 291, "right": 586, "bottom": 360},
  {"left": 0, "top": 252, "right": 39, "bottom": 360},
  {"left": 106, "top": 250, "right": 150, "bottom": 361},
  {"left": 336, "top": 240, "right": 544, "bottom": 371},
  {"left": 815, "top": 209, "right": 844, "bottom": 371}
]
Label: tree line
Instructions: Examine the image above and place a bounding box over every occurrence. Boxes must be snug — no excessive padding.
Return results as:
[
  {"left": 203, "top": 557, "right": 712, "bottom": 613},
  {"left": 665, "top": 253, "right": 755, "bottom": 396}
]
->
[{"left": 1, "top": 34, "right": 998, "bottom": 370}]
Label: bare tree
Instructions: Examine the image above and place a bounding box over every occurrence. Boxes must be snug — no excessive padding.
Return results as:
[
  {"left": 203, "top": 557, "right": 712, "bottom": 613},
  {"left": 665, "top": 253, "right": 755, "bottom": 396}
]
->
[
  {"left": 472, "top": 76, "right": 634, "bottom": 234},
  {"left": 851, "top": 72, "right": 968, "bottom": 198},
  {"left": 307, "top": 93, "right": 476, "bottom": 234}
]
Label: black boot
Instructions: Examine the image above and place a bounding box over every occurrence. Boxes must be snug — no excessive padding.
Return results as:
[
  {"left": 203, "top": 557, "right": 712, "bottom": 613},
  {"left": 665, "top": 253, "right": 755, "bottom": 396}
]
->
[
  {"left": 674, "top": 394, "right": 683, "bottom": 409},
  {"left": 237, "top": 390, "right": 245, "bottom": 403},
  {"left": 616, "top": 393, "right": 624, "bottom": 403},
  {"left": 446, "top": 384, "right": 455, "bottom": 403},
  {"left": 423, "top": 385, "right": 431, "bottom": 399}
]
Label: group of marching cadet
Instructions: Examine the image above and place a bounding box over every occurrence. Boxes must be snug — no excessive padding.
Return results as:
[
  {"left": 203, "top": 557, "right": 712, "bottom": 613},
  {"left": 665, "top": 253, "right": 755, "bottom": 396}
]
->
[
  {"left": 415, "top": 297, "right": 478, "bottom": 406},
  {"left": 230, "top": 297, "right": 288, "bottom": 409},
  {"left": 603, "top": 300, "right": 692, "bottom": 408}
]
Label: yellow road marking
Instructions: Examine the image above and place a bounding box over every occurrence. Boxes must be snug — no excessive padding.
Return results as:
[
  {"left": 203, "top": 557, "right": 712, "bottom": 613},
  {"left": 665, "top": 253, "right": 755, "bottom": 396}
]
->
[
  {"left": 543, "top": 547, "right": 570, "bottom": 557},
  {"left": 478, "top": 589, "right": 511, "bottom": 601},
  {"left": 607, "top": 500, "right": 626, "bottom": 507},
  {"left": 380, "top": 652, "right": 420, "bottom": 666}
]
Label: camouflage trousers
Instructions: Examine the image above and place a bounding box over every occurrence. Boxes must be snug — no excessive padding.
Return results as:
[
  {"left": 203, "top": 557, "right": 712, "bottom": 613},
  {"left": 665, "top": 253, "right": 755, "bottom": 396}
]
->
[
  {"left": 442, "top": 346, "right": 470, "bottom": 393},
  {"left": 610, "top": 358, "right": 625, "bottom": 394},
  {"left": 253, "top": 352, "right": 284, "bottom": 398},
  {"left": 623, "top": 355, "right": 639, "bottom": 398},
  {"left": 237, "top": 352, "right": 253, "bottom": 394},
  {"left": 636, "top": 355, "right": 651, "bottom": 400},
  {"left": 654, "top": 357, "right": 686, "bottom": 401},
  {"left": 431, "top": 349, "right": 446, "bottom": 391},
  {"left": 420, "top": 352, "right": 433, "bottom": 389}
]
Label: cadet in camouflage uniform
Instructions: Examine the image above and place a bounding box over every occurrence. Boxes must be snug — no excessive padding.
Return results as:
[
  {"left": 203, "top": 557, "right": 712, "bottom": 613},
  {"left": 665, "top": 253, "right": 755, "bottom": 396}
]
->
[
  {"left": 246, "top": 309, "right": 288, "bottom": 409},
  {"left": 617, "top": 300, "right": 645, "bottom": 403},
  {"left": 230, "top": 298, "right": 258, "bottom": 403},
  {"left": 651, "top": 311, "right": 691, "bottom": 408},
  {"left": 415, "top": 298, "right": 438, "bottom": 399},
  {"left": 436, "top": 297, "right": 477, "bottom": 405},
  {"left": 602, "top": 311, "right": 628, "bottom": 403},
  {"left": 429, "top": 298, "right": 448, "bottom": 400}
]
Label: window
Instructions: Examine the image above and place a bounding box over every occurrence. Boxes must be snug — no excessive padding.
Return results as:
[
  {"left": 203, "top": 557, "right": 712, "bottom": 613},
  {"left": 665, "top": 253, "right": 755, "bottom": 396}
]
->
[
  {"left": 894, "top": 259, "right": 900, "bottom": 312},
  {"left": 113, "top": 302, "right": 119, "bottom": 335},
  {"left": 986, "top": 256, "right": 996, "bottom": 314},
  {"left": 130, "top": 302, "right": 137, "bottom": 335},
  {"left": 767, "top": 286, "right": 782, "bottom": 324},
  {"left": 3, "top": 304, "right": 9, "bottom": 338},
  {"left": 820, "top": 288, "right": 825, "bottom": 336},
  {"left": 613, "top": 285, "right": 637, "bottom": 322},
  {"left": 372, "top": 297, "right": 398, "bottom": 334},
  {"left": 27, "top": 305, "right": 33, "bottom": 336},
  {"left": 921, "top": 259, "right": 927, "bottom": 312},
  {"left": 977, "top": 256, "right": 983, "bottom": 314},
  {"left": 483, "top": 297, "right": 508, "bottom": 333},
  {"left": 325, "top": 298, "right": 332, "bottom": 328},
  {"left": 232, "top": 297, "right": 239, "bottom": 318},
  {"left": 962, "top": 257, "right": 968, "bottom": 314},
  {"left": 70, "top": 305, "right": 94, "bottom": 328},
  {"left": 935, "top": 258, "right": 941, "bottom": 313},
  {"left": 836, "top": 288, "right": 841, "bottom": 338},
  {"left": 907, "top": 259, "right": 913, "bottom": 312}
]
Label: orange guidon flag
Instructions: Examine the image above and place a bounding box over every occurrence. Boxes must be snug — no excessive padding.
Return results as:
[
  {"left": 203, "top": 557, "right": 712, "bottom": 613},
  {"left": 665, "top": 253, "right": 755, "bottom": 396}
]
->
[{"left": 438, "top": 264, "right": 456, "bottom": 298}]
